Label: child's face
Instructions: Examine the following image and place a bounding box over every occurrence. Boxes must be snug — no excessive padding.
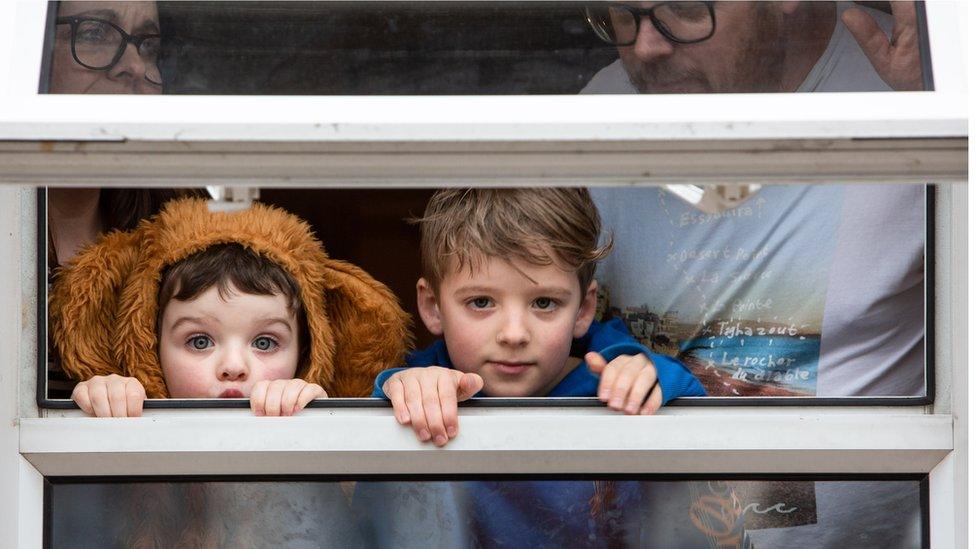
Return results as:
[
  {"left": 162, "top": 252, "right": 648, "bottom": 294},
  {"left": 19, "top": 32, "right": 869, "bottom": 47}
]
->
[
  {"left": 158, "top": 284, "right": 301, "bottom": 398},
  {"left": 418, "top": 256, "right": 597, "bottom": 397}
]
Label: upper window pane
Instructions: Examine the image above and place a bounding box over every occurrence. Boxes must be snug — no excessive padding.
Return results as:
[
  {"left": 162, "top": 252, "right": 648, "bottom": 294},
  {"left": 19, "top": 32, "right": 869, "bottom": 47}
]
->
[{"left": 41, "top": 1, "right": 931, "bottom": 95}]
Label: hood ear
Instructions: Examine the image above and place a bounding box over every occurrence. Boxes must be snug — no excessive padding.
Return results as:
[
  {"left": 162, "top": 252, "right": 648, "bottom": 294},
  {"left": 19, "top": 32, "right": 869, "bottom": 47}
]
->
[
  {"left": 50, "top": 230, "right": 140, "bottom": 386},
  {"left": 317, "top": 259, "right": 413, "bottom": 397}
]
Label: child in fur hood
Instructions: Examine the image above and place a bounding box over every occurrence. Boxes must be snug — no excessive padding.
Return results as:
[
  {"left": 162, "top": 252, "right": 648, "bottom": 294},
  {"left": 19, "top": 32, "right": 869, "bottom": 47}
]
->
[{"left": 50, "top": 198, "right": 411, "bottom": 416}]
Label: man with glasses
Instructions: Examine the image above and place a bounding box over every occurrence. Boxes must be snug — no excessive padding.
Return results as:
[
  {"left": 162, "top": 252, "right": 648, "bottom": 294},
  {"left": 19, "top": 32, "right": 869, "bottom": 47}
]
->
[
  {"left": 583, "top": 3, "right": 926, "bottom": 546},
  {"left": 50, "top": 1, "right": 162, "bottom": 94},
  {"left": 582, "top": 1, "right": 921, "bottom": 93}
]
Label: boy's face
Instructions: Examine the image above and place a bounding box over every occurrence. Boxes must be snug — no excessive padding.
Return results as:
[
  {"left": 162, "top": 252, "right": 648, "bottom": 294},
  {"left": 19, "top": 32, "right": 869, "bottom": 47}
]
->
[
  {"left": 158, "top": 284, "right": 301, "bottom": 398},
  {"left": 417, "top": 256, "right": 597, "bottom": 397}
]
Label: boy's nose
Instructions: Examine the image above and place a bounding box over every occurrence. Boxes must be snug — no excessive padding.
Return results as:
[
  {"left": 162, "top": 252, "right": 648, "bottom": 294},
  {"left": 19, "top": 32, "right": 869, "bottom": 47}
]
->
[
  {"left": 496, "top": 311, "right": 530, "bottom": 346},
  {"left": 217, "top": 350, "right": 249, "bottom": 381},
  {"left": 631, "top": 17, "right": 675, "bottom": 61}
]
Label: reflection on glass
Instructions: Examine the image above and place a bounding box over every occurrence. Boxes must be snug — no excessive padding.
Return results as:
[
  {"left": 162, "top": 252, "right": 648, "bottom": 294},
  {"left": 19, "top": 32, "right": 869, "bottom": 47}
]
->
[
  {"left": 47, "top": 479, "right": 924, "bottom": 548},
  {"left": 43, "top": 2, "right": 928, "bottom": 95},
  {"left": 592, "top": 184, "right": 926, "bottom": 397}
]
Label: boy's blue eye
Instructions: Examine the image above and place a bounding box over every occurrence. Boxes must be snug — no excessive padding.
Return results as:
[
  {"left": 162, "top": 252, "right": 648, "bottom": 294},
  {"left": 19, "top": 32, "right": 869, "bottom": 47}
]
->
[
  {"left": 188, "top": 335, "right": 213, "bottom": 350},
  {"left": 469, "top": 297, "right": 492, "bottom": 309},
  {"left": 252, "top": 336, "right": 278, "bottom": 351},
  {"left": 533, "top": 297, "right": 556, "bottom": 310}
]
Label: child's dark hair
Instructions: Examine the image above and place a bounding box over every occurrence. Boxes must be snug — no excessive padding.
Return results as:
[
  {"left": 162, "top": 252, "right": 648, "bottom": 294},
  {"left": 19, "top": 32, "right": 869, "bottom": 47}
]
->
[{"left": 157, "top": 243, "right": 309, "bottom": 374}]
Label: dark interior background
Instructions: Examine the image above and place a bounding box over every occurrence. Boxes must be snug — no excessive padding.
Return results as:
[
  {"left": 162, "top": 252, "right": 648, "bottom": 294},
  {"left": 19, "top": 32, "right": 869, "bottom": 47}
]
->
[
  {"left": 157, "top": 2, "right": 618, "bottom": 94},
  {"left": 260, "top": 188, "right": 436, "bottom": 347}
]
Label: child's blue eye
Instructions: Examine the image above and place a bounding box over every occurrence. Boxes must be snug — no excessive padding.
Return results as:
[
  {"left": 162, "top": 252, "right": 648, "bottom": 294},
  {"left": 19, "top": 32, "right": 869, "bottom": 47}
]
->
[
  {"left": 533, "top": 297, "right": 557, "bottom": 310},
  {"left": 188, "top": 335, "right": 213, "bottom": 350},
  {"left": 469, "top": 297, "right": 492, "bottom": 309},
  {"left": 252, "top": 336, "right": 278, "bottom": 351}
]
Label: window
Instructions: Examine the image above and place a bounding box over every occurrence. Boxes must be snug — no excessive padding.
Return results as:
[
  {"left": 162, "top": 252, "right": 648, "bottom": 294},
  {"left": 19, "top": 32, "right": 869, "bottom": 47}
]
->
[{"left": 0, "top": 1, "right": 967, "bottom": 548}]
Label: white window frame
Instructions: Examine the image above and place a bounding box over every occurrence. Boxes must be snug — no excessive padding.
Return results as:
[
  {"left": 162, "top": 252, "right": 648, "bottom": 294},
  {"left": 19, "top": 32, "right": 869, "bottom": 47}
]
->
[{"left": 0, "top": 1, "right": 968, "bottom": 547}]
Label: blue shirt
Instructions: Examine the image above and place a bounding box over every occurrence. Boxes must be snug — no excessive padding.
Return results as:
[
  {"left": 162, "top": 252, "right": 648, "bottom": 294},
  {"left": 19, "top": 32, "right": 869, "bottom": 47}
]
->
[{"left": 372, "top": 318, "right": 706, "bottom": 401}]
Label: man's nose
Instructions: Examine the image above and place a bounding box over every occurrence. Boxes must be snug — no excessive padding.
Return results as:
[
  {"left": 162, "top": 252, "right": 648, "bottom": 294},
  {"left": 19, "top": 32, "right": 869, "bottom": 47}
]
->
[
  {"left": 217, "top": 349, "right": 249, "bottom": 382},
  {"left": 496, "top": 310, "right": 531, "bottom": 346},
  {"left": 631, "top": 17, "right": 675, "bottom": 61}
]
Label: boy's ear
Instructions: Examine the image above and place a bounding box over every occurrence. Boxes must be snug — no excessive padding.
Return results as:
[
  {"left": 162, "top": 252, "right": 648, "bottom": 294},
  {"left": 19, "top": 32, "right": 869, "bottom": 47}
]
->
[
  {"left": 416, "top": 278, "right": 444, "bottom": 336},
  {"left": 573, "top": 280, "right": 598, "bottom": 338}
]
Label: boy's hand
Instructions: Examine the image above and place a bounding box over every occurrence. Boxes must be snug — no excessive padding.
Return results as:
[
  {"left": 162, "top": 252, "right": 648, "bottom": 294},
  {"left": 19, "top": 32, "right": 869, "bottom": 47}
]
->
[
  {"left": 382, "top": 367, "right": 484, "bottom": 447},
  {"left": 72, "top": 374, "right": 147, "bottom": 417},
  {"left": 586, "top": 352, "right": 662, "bottom": 415},
  {"left": 250, "top": 379, "right": 327, "bottom": 417}
]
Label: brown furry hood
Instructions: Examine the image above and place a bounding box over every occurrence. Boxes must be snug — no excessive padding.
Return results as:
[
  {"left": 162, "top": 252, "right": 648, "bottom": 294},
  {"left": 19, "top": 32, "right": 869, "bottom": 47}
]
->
[{"left": 50, "top": 198, "right": 411, "bottom": 398}]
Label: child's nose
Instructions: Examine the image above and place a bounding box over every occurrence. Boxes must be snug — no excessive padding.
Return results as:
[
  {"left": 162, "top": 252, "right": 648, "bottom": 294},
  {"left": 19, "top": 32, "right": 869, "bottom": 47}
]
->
[
  {"left": 218, "top": 351, "right": 249, "bottom": 381},
  {"left": 496, "top": 311, "right": 530, "bottom": 346}
]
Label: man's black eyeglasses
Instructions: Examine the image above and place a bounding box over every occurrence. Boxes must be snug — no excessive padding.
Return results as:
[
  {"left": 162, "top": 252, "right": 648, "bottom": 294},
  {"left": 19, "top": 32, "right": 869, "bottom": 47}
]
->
[
  {"left": 585, "top": 2, "right": 716, "bottom": 46},
  {"left": 55, "top": 16, "right": 162, "bottom": 85}
]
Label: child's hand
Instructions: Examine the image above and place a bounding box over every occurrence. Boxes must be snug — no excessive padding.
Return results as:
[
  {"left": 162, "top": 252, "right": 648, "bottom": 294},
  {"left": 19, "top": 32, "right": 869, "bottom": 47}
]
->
[
  {"left": 382, "top": 367, "right": 484, "bottom": 447},
  {"left": 71, "top": 374, "right": 147, "bottom": 417},
  {"left": 586, "top": 352, "right": 662, "bottom": 415},
  {"left": 250, "top": 379, "right": 327, "bottom": 416}
]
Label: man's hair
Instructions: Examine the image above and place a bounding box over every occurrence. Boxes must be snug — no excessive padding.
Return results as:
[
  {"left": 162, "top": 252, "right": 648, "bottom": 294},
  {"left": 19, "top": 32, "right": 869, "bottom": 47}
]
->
[
  {"left": 157, "top": 243, "right": 309, "bottom": 374},
  {"left": 415, "top": 188, "right": 612, "bottom": 294}
]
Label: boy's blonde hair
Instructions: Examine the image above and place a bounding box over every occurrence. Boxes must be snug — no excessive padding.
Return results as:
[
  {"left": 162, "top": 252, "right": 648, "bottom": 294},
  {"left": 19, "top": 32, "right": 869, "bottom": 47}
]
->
[{"left": 416, "top": 188, "right": 612, "bottom": 294}]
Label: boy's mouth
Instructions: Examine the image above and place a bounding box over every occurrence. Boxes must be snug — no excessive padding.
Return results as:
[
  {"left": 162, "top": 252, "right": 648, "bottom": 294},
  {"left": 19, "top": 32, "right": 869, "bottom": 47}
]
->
[
  {"left": 486, "top": 361, "right": 534, "bottom": 375},
  {"left": 218, "top": 388, "right": 245, "bottom": 398}
]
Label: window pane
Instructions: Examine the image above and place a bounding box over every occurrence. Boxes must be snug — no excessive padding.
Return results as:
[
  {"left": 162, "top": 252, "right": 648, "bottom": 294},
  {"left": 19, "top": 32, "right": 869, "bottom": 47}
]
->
[
  {"left": 46, "top": 477, "right": 925, "bottom": 547},
  {"left": 42, "top": 1, "right": 930, "bottom": 95},
  {"left": 43, "top": 185, "right": 928, "bottom": 403}
]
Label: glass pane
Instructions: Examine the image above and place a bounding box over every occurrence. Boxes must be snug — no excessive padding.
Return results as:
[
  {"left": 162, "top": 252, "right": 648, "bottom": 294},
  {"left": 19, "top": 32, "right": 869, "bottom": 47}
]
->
[
  {"left": 43, "top": 185, "right": 928, "bottom": 404},
  {"left": 41, "top": 1, "right": 931, "bottom": 95},
  {"left": 46, "top": 477, "right": 925, "bottom": 547}
]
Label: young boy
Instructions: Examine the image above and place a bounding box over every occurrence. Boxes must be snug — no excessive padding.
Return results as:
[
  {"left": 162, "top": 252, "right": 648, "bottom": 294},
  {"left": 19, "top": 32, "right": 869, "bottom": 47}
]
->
[
  {"left": 374, "top": 188, "right": 706, "bottom": 445},
  {"left": 355, "top": 188, "right": 706, "bottom": 547},
  {"left": 51, "top": 198, "right": 410, "bottom": 417}
]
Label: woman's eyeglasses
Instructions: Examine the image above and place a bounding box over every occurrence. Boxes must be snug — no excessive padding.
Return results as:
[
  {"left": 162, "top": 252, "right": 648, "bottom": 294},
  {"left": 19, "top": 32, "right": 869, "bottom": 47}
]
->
[{"left": 56, "top": 16, "right": 162, "bottom": 85}]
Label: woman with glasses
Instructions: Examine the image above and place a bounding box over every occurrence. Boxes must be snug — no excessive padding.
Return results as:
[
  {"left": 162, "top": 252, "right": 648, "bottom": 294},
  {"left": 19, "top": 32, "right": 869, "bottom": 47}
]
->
[{"left": 50, "top": 1, "right": 162, "bottom": 94}]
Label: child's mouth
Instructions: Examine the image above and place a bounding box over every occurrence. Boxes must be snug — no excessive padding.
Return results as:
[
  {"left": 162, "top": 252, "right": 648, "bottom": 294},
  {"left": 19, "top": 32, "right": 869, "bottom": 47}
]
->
[
  {"left": 487, "top": 361, "right": 533, "bottom": 375},
  {"left": 219, "top": 388, "right": 245, "bottom": 398}
]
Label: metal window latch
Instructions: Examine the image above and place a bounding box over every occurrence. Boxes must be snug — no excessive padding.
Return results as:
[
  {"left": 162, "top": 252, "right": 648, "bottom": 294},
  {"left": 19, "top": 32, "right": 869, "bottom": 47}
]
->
[
  {"left": 206, "top": 186, "right": 260, "bottom": 212},
  {"left": 665, "top": 184, "right": 762, "bottom": 214}
]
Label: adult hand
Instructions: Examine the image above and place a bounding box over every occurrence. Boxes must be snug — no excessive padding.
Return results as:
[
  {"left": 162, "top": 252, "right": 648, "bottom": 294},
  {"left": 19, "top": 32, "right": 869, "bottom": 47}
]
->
[{"left": 842, "top": 2, "right": 923, "bottom": 91}]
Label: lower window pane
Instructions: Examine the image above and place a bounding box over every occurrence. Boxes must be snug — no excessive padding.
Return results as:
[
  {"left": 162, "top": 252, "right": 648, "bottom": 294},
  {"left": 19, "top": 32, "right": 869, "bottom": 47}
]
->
[{"left": 47, "top": 476, "right": 925, "bottom": 548}]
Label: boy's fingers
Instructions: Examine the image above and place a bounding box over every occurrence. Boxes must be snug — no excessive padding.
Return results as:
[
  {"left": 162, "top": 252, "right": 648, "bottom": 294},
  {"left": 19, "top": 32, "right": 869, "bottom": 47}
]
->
[
  {"left": 401, "top": 377, "right": 431, "bottom": 442},
  {"left": 624, "top": 366, "right": 659, "bottom": 415},
  {"left": 585, "top": 352, "right": 608, "bottom": 375},
  {"left": 72, "top": 384, "right": 94, "bottom": 416},
  {"left": 438, "top": 373, "right": 460, "bottom": 441},
  {"left": 89, "top": 380, "right": 112, "bottom": 418},
  {"left": 419, "top": 374, "right": 447, "bottom": 446},
  {"left": 384, "top": 379, "right": 410, "bottom": 425},
  {"left": 280, "top": 378, "right": 307, "bottom": 416},
  {"left": 640, "top": 384, "right": 664, "bottom": 416},
  {"left": 124, "top": 379, "right": 146, "bottom": 418},
  {"left": 456, "top": 373, "right": 484, "bottom": 401},
  {"left": 250, "top": 381, "right": 268, "bottom": 416},
  {"left": 597, "top": 359, "right": 619, "bottom": 402},
  {"left": 609, "top": 357, "right": 645, "bottom": 410}
]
